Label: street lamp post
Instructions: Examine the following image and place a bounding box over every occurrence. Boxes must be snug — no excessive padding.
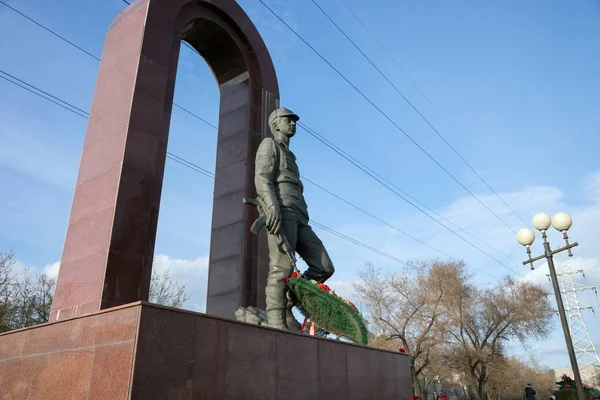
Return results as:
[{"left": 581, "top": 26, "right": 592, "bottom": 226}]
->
[{"left": 516, "top": 212, "right": 586, "bottom": 400}]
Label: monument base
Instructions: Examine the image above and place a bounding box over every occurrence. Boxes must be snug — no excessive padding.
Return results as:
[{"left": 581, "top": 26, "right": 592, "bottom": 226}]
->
[{"left": 0, "top": 302, "right": 413, "bottom": 399}]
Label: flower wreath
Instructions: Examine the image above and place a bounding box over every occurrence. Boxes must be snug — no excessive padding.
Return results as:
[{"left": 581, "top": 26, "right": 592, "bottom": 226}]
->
[{"left": 285, "top": 271, "right": 368, "bottom": 345}]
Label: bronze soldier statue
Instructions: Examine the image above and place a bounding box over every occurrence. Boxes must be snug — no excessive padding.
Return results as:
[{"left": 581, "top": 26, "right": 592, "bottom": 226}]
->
[{"left": 254, "top": 107, "right": 335, "bottom": 330}]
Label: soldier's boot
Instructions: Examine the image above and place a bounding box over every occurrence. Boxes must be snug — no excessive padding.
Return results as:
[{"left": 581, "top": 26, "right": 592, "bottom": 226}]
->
[
  {"left": 265, "top": 275, "right": 289, "bottom": 330},
  {"left": 266, "top": 308, "right": 288, "bottom": 330},
  {"left": 285, "top": 292, "right": 302, "bottom": 332}
]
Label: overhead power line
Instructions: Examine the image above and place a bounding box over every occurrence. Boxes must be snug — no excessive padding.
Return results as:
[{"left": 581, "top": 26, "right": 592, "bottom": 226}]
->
[
  {"left": 0, "top": 70, "right": 412, "bottom": 268},
  {"left": 0, "top": 71, "right": 89, "bottom": 118},
  {"left": 255, "top": 0, "right": 521, "bottom": 236},
  {"left": 0, "top": 1, "right": 99, "bottom": 60},
  {"left": 301, "top": 176, "right": 454, "bottom": 260},
  {"left": 310, "top": 221, "right": 408, "bottom": 265},
  {"left": 0, "top": 0, "right": 216, "bottom": 131},
  {"left": 300, "top": 176, "right": 505, "bottom": 278},
  {"left": 311, "top": 0, "right": 531, "bottom": 231},
  {"left": 299, "top": 122, "right": 523, "bottom": 277},
  {"left": 301, "top": 125, "right": 519, "bottom": 265},
  {"left": 337, "top": 0, "right": 529, "bottom": 225},
  {"left": 0, "top": 2, "right": 513, "bottom": 278}
]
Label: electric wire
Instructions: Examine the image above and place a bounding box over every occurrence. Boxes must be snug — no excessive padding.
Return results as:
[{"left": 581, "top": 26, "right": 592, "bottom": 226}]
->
[
  {"left": 256, "top": 0, "right": 519, "bottom": 235},
  {"left": 313, "top": 0, "right": 532, "bottom": 230},
  {"left": 0, "top": 0, "right": 215, "bottom": 131},
  {"left": 300, "top": 124, "right": 520, "bottom": 265},
  {"left": 310, "top": 221, "right": 408, "bottom": 265},
  {"left": 0, "top": 1, "right": 100, "bottom": 61},
  {"left": 0, "top": 73, "right": 89, "bottom": 118},
  {"left": 300, "top": 176, "right": 504, "bottom": 278},
  {"left": 0, "top": 72, "right": 210, "bottom": 180},
  {"left": 301, "top": 176, "right": 454, "bottom": 260},
  {"left": 0, "top": 3, "right": 513, "bottom": 278},
  {"left": 338, "top": 0, "right": 530, "bottom": 226},
  {"left": 299, "top": 121, "right": 524, "bottom": 277},
  {"left": 0, "top": 72, "right": 412, "bottom": 268}
]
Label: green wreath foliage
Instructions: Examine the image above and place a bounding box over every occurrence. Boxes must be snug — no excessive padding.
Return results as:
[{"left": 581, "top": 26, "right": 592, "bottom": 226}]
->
[{"left": 287, "top": 275, "right": 369, "bottom": 346}]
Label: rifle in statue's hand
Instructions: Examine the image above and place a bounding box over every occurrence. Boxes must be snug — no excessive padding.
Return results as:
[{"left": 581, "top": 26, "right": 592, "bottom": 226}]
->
[
  {"left": 243, "top": 197, "right": 298, "bottom": 271},
  {"left": 243, "top": 197, "right": 267, "bottom": 234}
]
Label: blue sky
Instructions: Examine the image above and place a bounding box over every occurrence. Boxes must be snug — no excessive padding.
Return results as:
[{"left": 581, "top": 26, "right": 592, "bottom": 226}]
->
[{"left": 1, "top": 0, "right": 600, "bottom": 369}]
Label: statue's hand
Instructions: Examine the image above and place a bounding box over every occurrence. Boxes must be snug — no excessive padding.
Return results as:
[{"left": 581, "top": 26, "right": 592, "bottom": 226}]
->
[{"left": 266, "top": 205, "right": 282, "bottom": 234}]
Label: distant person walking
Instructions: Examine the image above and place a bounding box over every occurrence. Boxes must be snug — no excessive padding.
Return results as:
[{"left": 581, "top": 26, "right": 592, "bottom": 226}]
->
[
  {"left": 524, "top": 384, "right": 537, "bottom": 400},
  {"left": 434, "top": 391, "right": 440, "bottom": 400},
  {"left": 440, "top": 390, "right": 448, "bottom": 400}
]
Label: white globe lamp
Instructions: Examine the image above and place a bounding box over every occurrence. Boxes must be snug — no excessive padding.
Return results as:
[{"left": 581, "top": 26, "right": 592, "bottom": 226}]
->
[
  {"left": 516, "top": 228, "right": 535, "bottom": 246},
  {"left": 552, "top": 212, "right": 573, "bottom": 232},
  {"left": 532, "top": 213, "right": 551, "bottom": 231}
]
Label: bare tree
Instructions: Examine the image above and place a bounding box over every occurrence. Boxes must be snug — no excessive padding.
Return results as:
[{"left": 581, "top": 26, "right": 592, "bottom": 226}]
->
[
  {"left": 445, "top": 276, "right": 554, "bottom": 400},
  {"left": 0, "top": 249, "right": 56, "bottom": 332},
  {"left": 485, "top": 355, "right": 555, "bottom": 400},
  {"left": 149, "top": 267, "right": 190, "bottom": 308},
  {"left": 11, "top": 269, "right": 55, "bottom": 329},
  {"left": 354, "top": 259, "right": 470, "bottom": 397},
  {"left": 0, "top": 250, "right": 191, "bottom": 331},
  {"left": 0, "top": 250, "right": 16, "bottom": 332},
  {"left": 419, "top": 345, "right": 457, "bottom": 400}
]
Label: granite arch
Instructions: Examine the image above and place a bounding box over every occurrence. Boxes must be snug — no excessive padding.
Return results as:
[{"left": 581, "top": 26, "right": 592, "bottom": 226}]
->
[{"left": 50, "top": 0, "right": 279, "bottom": 321}]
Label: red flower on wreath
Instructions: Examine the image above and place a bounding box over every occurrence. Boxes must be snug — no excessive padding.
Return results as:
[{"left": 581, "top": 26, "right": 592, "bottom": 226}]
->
[
  {"left": 317, "top": 283, "right": 331, "bottom": 292},
  {"left": 285, "top": 271, "right": 299, "bottom": 283},
  {"left": 343, "top": 299, "right": 359, "bottom": 312}
]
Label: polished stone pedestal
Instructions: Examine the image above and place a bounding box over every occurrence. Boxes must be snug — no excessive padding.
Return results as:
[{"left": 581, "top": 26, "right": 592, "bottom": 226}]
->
[{"left": 0, "top": 302, "right": 413, "bottom": 399}]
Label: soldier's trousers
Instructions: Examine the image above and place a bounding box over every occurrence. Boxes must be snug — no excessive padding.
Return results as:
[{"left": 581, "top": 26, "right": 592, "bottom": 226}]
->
[{"left": 265, "top": 211, "right": 335, "bottom": 320}]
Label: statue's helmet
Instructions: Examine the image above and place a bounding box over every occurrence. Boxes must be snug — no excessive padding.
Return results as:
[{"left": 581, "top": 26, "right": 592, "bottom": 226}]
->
[{"left": 268, "top": 107, "right": 300, "bottom": 129}]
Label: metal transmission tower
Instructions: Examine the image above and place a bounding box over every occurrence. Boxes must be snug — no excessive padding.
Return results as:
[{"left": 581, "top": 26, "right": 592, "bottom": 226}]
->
[{"left": 554, "top": 258, "right": 600, "bottom": 382}]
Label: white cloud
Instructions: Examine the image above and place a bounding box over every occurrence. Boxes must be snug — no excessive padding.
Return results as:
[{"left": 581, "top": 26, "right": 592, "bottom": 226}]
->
[
  {"left": 326, "top": 278, "right": 357, "bottom": 303},
  {"left": 522, "top": 255, "right": 600, "bottom": 287},
  {"left": 11, "top": 260, "right": 29, "bottom": 276},
  {"left": 520, "top": 261, "right": 553, "bottom": 286},
  {"left": 153, "top": 253, "right": 209, "bottom": 276},
  {"left": 42, "top": 261, "right": 60, "bottom": 279},
  {"left": 153, "top": 253, "right": 209, "bottom": 312},
  {"left": 10, "top": 259, "right": 60, "bottom": 281},
  {"left": 14, "top": 254, "right": 210, "bottom": 311},
  {"left": 306, "top": 183, "right": 583, "bottom": 288}
]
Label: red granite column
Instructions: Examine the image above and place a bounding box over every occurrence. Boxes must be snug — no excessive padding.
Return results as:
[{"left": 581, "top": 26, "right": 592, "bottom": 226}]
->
[
  {"left": 205, "top": 82, "right": 278, "bottom": 315},
  {"left": 50, "top": 0, "right": 278, "bottom": 321}
]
